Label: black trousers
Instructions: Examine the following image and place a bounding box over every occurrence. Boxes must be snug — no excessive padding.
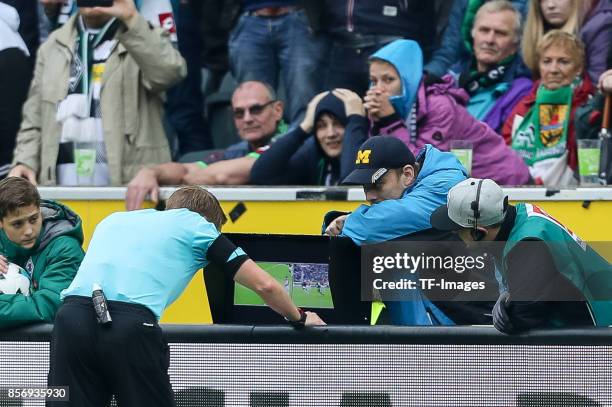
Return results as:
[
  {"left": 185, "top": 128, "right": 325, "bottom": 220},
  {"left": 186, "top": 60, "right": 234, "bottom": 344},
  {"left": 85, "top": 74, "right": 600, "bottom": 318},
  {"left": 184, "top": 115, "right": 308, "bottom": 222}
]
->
[
  {"left": 47, "top": 296, "right": 175, "bottom": 407},
  {"left": 0, "top": 48, "right": 32, "bottom": 174}
]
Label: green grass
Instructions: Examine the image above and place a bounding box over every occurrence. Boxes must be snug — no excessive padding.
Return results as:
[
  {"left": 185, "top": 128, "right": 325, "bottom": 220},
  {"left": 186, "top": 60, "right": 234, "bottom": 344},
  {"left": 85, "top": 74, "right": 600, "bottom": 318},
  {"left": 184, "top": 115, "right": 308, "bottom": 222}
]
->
[
  {"left": 292, "top": 286, "right": 333, "bottom": 308},
  {"left": 234, "top": 262, "right": 333, "bottom": 308}
]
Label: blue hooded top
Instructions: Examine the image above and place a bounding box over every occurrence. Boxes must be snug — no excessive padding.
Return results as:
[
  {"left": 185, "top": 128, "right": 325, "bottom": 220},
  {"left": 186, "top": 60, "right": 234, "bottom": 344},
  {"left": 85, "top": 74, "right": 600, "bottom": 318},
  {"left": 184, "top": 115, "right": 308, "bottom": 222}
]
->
[
  {"left": 342, "top": 144, "right": 466, "bottom": 245},
  {"left": 341, "top": 145, "right": 466, "bottom": 326},
  {"left": 369, "top": 39, "right": 423, "bottom": 121}
]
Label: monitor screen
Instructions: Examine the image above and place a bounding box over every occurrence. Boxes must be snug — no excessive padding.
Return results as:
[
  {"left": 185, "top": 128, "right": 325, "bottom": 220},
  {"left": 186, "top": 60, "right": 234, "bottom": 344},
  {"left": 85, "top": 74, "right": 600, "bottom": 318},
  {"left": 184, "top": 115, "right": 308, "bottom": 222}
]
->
[
  {"left": 204, "top": 234, "right": 338, "bottom": 324},
  {"left": 234, "top": 261, "right": 333, "bottom": 309}
]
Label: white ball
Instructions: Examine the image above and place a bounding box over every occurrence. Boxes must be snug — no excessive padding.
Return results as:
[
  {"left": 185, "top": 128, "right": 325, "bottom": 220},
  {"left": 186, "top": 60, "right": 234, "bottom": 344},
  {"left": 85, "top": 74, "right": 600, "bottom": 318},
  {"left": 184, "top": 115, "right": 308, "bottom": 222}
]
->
[{"left": 0, "top": 263, "right": 32, "bottom": 296}]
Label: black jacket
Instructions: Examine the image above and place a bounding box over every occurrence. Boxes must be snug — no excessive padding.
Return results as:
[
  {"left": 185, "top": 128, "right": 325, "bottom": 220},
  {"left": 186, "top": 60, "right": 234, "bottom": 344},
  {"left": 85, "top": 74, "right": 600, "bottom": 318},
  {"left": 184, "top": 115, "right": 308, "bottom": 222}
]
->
[
  {"left": 250, "top": 113, "right": 368, "bottom": 186},
  {"left": 306, "top": 0, "right": 436, "bottom": 56}
]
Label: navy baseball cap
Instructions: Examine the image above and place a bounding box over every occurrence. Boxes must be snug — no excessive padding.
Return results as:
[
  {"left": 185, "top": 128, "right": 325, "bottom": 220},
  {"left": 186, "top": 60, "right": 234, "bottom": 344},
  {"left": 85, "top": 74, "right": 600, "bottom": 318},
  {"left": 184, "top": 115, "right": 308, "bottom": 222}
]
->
[{"left": 342, "top": 136, "right": 416, "bottom": 185}]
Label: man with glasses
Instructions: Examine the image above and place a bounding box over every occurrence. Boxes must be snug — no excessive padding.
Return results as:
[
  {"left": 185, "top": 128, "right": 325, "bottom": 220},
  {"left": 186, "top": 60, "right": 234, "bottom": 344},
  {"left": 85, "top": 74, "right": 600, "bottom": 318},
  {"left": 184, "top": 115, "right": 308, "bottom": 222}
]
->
[{"left": 125, "top": 80, "right": 285, "bottom": 210}]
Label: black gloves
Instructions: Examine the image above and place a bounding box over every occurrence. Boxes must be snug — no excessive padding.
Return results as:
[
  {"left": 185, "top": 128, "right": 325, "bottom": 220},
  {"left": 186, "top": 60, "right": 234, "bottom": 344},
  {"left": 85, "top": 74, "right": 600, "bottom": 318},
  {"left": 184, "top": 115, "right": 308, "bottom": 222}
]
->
[{"left": 493, "top": 292, "right": 516, "bottom": 334}]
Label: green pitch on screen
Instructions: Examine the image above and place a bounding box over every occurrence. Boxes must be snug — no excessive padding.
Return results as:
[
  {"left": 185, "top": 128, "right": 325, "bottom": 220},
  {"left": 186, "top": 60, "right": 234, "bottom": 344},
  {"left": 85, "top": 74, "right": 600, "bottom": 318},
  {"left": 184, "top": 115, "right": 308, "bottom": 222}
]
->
[{"left": 234, "top": 262, "right": 333, "bottom": 308}]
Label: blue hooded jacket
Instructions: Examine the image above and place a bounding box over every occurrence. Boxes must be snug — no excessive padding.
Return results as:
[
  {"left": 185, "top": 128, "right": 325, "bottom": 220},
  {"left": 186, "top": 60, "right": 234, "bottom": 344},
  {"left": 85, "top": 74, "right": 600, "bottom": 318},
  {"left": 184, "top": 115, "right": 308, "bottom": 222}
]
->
[
  {"left": 342, "top": 145, "right": 466, "bottom": 245},
  {"left": 341, "top": 145, "right": 467, "bottom": 326},
  {"left": 369, "top": 39, "right": 423, "bottom": 121}
]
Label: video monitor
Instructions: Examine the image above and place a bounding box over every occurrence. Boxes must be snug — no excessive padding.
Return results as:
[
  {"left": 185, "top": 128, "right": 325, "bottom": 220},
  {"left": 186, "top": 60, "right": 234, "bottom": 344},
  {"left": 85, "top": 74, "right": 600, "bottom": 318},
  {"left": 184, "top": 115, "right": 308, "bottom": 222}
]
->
[
  {"left": 234, "top": 261, "right": 333, "bottom": 309},
  {"left": 203, "top": 233, "right": 337, "bottom": 324}
]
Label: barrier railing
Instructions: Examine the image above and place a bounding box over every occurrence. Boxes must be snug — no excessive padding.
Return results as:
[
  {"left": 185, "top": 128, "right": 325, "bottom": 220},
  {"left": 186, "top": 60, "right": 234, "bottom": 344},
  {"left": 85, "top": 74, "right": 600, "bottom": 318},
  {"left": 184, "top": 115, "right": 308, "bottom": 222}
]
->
[
  {"left": 2, "top": 324, "right": 612, "bottom": 406},
  {"left": 3, "top": 323, "right": 612, "bottom": 345}
]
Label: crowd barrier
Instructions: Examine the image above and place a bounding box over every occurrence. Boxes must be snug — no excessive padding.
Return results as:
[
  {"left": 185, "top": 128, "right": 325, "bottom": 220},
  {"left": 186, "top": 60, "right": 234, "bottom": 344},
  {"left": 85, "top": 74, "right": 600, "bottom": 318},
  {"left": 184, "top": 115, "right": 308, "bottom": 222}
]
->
[
  {"left": 38, "top": 186, "right": 612, "bottom": 324},
  {"left": 1, "top": 324, "right": 612, "bottom": 406}
]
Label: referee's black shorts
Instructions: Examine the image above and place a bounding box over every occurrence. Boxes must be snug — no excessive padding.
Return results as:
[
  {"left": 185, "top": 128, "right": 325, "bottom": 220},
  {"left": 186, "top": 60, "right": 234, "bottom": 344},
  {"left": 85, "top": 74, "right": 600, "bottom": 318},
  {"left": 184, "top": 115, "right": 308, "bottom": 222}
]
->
[{"left": 47, "top": 296, "right": 174, "bottom": 407}]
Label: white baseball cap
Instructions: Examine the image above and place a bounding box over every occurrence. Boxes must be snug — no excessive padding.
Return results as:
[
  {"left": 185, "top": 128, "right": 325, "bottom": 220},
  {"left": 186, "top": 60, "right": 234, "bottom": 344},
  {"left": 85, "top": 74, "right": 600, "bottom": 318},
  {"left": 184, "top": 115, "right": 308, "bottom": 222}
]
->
[{"left": 430, "top": 178, "right": 508, "bottom": 230}]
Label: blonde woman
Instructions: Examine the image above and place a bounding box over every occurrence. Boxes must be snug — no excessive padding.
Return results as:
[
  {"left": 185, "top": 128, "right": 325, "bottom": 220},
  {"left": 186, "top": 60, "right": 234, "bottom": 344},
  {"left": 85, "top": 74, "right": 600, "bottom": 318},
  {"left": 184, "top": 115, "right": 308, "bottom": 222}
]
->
[
  {"left": 503, "top": 30, "right": 595, "bottom": 186},
  {"left": 522, "top": 0, "right": 583, "bottom": 74},
  {"left": 522, "top": 0, "right": 612, "bottom": 82}
]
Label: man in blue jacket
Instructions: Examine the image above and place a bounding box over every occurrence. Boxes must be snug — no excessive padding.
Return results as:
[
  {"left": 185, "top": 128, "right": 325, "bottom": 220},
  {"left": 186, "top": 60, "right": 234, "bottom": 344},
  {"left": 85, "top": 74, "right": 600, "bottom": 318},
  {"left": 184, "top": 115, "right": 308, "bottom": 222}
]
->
[
  {"left": 326, "top": 136, "right": 466, "bottom": 244},
  {"left": 325, "top": 136, "right": 476, "bottom": 325}
]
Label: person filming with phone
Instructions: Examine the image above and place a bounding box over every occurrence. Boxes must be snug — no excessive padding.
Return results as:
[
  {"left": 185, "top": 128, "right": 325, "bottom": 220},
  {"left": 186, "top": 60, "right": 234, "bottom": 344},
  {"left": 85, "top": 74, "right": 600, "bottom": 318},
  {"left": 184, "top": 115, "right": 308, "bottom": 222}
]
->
[{"left": 8, "top": 0, "right": 186, "bottom": 187}]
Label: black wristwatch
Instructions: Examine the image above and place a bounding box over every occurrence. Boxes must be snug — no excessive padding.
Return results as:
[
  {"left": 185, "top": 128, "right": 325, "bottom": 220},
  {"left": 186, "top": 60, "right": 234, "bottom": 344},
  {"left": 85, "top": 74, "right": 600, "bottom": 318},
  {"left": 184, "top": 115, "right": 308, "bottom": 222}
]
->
[{"left": 286, "top": 307, "right": 306, "bottom": 328}]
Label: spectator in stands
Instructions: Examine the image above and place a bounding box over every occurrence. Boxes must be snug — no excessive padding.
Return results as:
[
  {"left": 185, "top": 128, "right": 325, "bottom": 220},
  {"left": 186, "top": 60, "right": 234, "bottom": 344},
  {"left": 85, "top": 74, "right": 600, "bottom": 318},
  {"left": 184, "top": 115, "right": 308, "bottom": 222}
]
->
[
  {"left": 125, "top": 80, "right": 284, "bottom": 210},
  {"left": 320, "top": 0, "right": 438, "bottom": 98},
  {"left": 48, "top": 185, "right": 324, "bottom": 406},
  {"left": 324, "top": 136, "right": 493, "bottom": 326},
  {"left": 449, "top": 1, "right": 533, "bottom": 133},
  {"left": 0, "top": 0, "right": 40, "bottom": 57},
  {"left": 250, "top": 89, "right": 366, "bottom": 186},
  {"left": 522, "top": 0, "right": 612, "bottom": 83},
  {"left": 41, "top": 0, "right": 177, "bottom": 31},
  {"left": 196, "top": 0, "right": 240, "bottom": 100},
  {"left": 0, "top": 3, "right": 31, "bottom": 179},
  {"left": 360, "top": 39, "right": 530, "bottom": 185},
  {"left": 502, "top": 30, "right": 594, "bottom": 187},
  {"left": 431, "top": 178, "right": 611, "bottom": 334},
  {"left": 580, "top": 0, "right": 612, "bottom": 83},
  {"left": 0, "top": 177, "right": 84, "bottom": 329},
  {"left": 8, "top": 0, "right": 186, "bottom": 186},
  {"left": 228, "top": 1, "right": 326, "bottom": 125},
  {"left": 37, "top": 0, "right": 194, "bottom": 159},
  {"left": 425, "top": 0, "right": 528, "bottom": 78},
  {"left": 165, "top": 0, "right": 215, "bottom": 157}
]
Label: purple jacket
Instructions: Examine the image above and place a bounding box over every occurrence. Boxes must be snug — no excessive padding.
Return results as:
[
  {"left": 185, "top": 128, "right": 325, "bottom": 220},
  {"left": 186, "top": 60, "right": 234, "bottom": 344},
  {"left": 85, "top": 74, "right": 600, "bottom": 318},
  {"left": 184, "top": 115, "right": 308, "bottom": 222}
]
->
[
  {"left": 374, "top": 76, "right": 531, "bottom": 185},
  {"left": 482, "top": 77, "right": 533, "bottom": 133},
  {"left": 581, "top": 0, "right": 612, "bottom": 83}
]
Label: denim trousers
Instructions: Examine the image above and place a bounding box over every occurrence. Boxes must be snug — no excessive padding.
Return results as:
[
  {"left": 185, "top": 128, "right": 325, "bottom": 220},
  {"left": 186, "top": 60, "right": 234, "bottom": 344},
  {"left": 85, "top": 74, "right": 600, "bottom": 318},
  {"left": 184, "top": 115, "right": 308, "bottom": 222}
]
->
[{"left": 228, "top": 10, "right": 327, "bottom": 125}]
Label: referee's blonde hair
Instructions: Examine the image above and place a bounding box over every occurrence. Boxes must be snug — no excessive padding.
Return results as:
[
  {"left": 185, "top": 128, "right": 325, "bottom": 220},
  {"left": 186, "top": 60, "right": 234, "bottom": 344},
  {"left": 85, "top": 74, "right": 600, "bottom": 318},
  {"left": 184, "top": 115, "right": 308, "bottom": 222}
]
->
[{"left": 166, "top": 186, "right": 227, "bottom": 230}]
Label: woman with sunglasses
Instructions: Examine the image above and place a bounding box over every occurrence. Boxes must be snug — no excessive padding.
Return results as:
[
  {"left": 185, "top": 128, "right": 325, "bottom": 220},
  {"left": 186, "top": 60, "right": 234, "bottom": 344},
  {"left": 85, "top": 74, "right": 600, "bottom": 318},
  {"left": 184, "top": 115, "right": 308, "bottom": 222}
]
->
[{"left": 250, "top": 89, "right": 366, "bottom": 186}]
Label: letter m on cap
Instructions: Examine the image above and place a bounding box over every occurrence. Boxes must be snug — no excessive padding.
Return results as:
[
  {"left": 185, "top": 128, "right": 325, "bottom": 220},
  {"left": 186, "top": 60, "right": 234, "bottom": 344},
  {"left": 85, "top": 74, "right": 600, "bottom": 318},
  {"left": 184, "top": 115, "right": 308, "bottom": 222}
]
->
[{"left": 356, "top": 149, "right": 372, "bottom": 164}]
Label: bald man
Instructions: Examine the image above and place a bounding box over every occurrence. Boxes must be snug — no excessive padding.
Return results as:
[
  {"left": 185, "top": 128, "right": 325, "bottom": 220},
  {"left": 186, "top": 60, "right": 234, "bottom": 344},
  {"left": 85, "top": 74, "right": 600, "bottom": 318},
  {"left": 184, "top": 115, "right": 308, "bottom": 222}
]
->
[{"left": 125, "top": 81, "right": 285, "bottom": 210}]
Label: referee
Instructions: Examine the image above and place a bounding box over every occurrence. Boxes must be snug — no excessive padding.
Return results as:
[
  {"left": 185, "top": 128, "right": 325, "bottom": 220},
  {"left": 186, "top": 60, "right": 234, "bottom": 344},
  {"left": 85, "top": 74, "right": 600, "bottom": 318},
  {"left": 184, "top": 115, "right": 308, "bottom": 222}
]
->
[{"left": 47, "top": 186, "right": 324, "bottom": 406}]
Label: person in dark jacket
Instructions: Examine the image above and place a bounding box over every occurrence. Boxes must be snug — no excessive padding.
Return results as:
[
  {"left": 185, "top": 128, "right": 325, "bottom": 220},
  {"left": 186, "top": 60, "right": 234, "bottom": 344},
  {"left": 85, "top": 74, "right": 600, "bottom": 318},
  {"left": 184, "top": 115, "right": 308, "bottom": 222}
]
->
[
  {"left": 0, "top": 3, "right": 31, "bottom": 178},
  {"left": 321, "top": 0, "right": 438, "bottom": 97},
  {"left": 0, "top": 177, "right": 84, "bottom": 329},
  {"left": 250, "top": 89, "right": 367, "bottom": 185}
]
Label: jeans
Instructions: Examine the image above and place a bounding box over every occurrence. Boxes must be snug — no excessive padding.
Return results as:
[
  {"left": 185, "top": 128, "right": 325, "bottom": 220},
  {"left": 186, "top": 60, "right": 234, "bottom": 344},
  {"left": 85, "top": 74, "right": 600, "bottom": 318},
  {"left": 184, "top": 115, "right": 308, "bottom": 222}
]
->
[{"left": 228, "top": 10, "right": 327, "bottom": 125}]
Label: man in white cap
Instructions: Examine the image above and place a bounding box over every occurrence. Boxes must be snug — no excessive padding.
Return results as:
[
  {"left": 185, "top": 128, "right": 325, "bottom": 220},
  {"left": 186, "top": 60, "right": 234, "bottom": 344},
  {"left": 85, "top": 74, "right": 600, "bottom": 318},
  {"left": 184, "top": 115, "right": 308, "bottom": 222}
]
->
[{"left": 430, "top": 178, "right": 612, "bottom": 333}]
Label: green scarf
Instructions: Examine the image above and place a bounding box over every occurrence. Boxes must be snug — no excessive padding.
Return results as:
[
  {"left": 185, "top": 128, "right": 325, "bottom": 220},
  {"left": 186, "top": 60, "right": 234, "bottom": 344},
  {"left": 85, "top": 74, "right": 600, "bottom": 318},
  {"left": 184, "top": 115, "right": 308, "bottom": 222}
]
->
[
  {"left": 74, "top": 16, "right": 119, "bottom": 96},
  {"left": 462, "top": 0, "right": 485, "bottom": 52},
  {"left": 459, "top": 55, "right": 515, "bottom": 95},
  {"left": 512, "top": 82, "right": 575, "bottom": 166}
]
